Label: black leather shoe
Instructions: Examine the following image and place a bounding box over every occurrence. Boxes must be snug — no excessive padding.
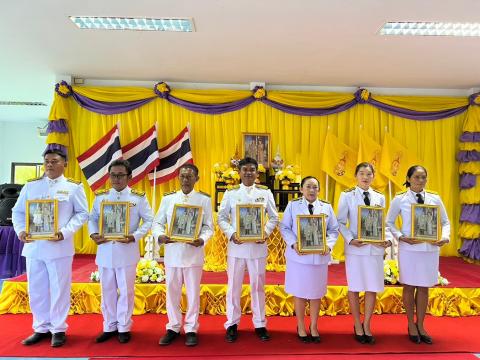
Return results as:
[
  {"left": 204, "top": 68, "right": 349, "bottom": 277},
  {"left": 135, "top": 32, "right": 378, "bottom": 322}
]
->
[
  {"left": 354, "top": 326, "right": 366, "bottom": 344},
  {"left": 51, "top": 332, "right": 66, "bottom": 347},
  {"left": 255, "top": 327, "right": 271, "bottom": 341},
  {"left": 297, "top": 327, "right": 310, "bottom": 343},
  {"left": 21, "top": 332, "right": 51, "bottom": 345},
  {"left": 225, "top": 324, "right": 238, "bottom": 343},
  {"left": 419, "top": 333, "right": 433, "bottom": 344},
  {"left": 118, "top": 332, "right": 131, "bottom": 344},
  {"left": 159, "top": 329, "right": 179, "bottom": 346},
  {"left": 185, "top": 332, "right": 198, "bottom": 346},
  {"left": 95, "top": 330, "right": 118, "bottom": 343},
  {"left": 362, "top": 324, "right": 375, "bottom": 344},
  {"left": 309, "top": 325, "right": 321, "bottom": 343},
  {"left": 408, "top": 327, "right": 421, "bottom": 344}
]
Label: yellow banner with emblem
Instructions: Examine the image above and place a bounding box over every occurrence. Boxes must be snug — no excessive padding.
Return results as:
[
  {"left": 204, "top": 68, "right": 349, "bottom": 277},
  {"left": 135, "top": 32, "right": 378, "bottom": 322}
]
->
[
  {"left": 321, "top": 132, "right": 357, "bottom": 187},
  {"left": 358, "top": 131, "right": 388, "bottom": 190}
]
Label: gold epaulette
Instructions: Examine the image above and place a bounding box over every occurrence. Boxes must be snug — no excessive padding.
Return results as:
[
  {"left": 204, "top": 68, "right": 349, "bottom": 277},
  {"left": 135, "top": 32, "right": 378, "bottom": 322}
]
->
[
  {"left": 255, "top": 184, "right": 269, "bottom": 190},
  {"left": 27, "top": 176, "right": 43, "bottom": 182},
  {"left": 319, "top": 199, "right": 330, "bottom": 204},
  {"left": 163, "top": 190, "right": 176, "bottom": 196},
  {"left": 198, "top": 190, "right": 211, "bottom": 198},
  {"left": 131, "top": 189, "right": 145, "bottom": 197},
  {"left": 229, "top": 185, "right": 240, "bottom": 190},
  {"left": 425, "top": 189, "right": 438, "bottom": 195},
  {"left": 372, "top": 189, "right": 383, "bottom": 194},
  {"left": 292, "top": 197, "right": 302, "bottom": 202},
  {"left": 67, "top": 178, "right": 81, "bottom": 185},
  {"left": 396, "top": 190, "right": 407, "bottom": 196},
  {"left": 94, "top": 189, "right": 109, "bottom": 196},
  {"left": 343, "top": 187, "right": 355, "bottom": 193}
]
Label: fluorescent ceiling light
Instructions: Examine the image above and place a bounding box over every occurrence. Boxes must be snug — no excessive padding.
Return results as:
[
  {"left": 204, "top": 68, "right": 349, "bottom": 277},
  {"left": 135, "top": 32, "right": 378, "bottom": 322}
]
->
[
  {"left": 69, "top": 16, "right": 194, "bottom": 32},
  {"left": 380, "top": 22, "right": 480, "bottom": 37}
]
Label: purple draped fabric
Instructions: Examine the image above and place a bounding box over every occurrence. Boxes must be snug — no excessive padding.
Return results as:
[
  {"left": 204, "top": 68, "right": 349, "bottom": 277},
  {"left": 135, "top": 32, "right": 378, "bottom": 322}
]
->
[
  {"left": 47, "top": 119, "right": 68, "bottom": 133},
  {"left": 72, "top": 92, "right": 156, "bottom": 115},
  {"left": 461, "top": 204, "right": 480, "bottom": 224},
  {"left": 460, "top": 132, "right": 480, "bottom": 142},
  {"left": 457, "top": 150, "right": 480, "bottom": 162},
  {"left": 460, "top": 173, "right": 477, "bottom": 189},
  {"left": 167, "top": 95, "right": 256, "bottom": 115},
  {"left": 459, "top": 238, "right": 480, "bottom": 261},
  {"left": 261, "top": 98, "right": 357, "bottom": 116},
  {"left": 0, "top": 226, "right": 26, "bottom": 279}
]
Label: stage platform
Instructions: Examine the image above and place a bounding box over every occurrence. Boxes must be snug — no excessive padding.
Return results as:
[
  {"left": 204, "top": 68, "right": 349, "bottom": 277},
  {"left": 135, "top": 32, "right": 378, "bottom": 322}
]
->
[{"left": 0, "top": 255, "right": 479, "bottom": 316}]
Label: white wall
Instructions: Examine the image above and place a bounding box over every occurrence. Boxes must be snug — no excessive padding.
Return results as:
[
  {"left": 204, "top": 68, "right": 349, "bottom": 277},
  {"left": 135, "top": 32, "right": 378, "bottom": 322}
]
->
[{"left": 0, "top": 121, "right": 46, "bottom": 184}]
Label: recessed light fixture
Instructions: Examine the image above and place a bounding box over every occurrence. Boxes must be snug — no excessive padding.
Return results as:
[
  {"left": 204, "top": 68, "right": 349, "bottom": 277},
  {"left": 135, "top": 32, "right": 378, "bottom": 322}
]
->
[
  {"left": 0, "top": 101, "right": 47, "bottom": 106},
  {"left": 69, "top": 16, "right": 194, "bottom": 32},
  {"left": 380, "top": 22, "right": 480, "bottom": 37}
]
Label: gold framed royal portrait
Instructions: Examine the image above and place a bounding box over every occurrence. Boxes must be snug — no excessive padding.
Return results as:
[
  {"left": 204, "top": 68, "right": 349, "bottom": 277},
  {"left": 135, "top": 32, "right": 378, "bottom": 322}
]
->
[
  {"left": 411, "top": 204, "right": 441, "bottom": 242},
  {"left": 296, "top": 214, "right": 327, "bottom": 254},
  {"left": 242, "top": 132, "right": 271, "bottom": 168},
  {"left": 25, "top": 199, "right": 58, "bottom": 240},
  {"left": 357, "top": 206, "right": 385, "bottom": 243},
  {"left": 169, "top": 204, "right": 203, "bottom": 243},
  {"left": 236, "top": 204, "right": 265, "bottom": 242},
  {"left": 99, "top": 201, "right": 130, "bottom": 240}
]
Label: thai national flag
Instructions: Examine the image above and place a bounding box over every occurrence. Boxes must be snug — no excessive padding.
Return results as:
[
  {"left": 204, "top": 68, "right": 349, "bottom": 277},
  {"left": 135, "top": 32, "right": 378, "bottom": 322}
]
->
[
  {"left": 77, "top": 125, "right": 123, "bottom": 191},
  {"left": 122, "top": 125, "right": 160, "bottom": 186},
  {"left": 148, "top": 127, "right": 193, "bottom": 185}
]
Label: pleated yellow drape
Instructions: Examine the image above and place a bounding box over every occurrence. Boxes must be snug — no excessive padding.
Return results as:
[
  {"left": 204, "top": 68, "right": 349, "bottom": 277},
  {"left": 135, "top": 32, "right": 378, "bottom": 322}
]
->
[{"left": 59, "top": 96, "right": 463, "bottom": 260}]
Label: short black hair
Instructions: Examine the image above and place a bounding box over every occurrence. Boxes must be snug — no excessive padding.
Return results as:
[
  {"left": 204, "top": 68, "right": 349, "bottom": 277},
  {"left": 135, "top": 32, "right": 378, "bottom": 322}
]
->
[
  {"left": 238, "top": 157, "right": 258, "bottom": 170},
  {"left": 301, "top": 176, "right": 320, "bottom": 187},
  {"left": 179, "top": 163, "right": 199, "bottom": 177},
  {"left": 404, "top": 165, "right": 427, "bottom": 187},
  {"left": 355, "top": 162, "right": 375, "bottom": 175},
  {"left": 44, "top": 149, "right": 67, "bottom": 161},
  {"left": 108, "top": 159, "right": 132, "bottom": 176}
]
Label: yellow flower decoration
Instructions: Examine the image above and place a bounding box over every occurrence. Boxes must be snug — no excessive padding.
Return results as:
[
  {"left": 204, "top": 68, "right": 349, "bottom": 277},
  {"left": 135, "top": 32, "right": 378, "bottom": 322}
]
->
[
  {"left": 253, "top": 87, "right": 266, "bottom": 99},
  {"left": 58, "top": 84, "right": 70, "bottom": 95},
  {"left": 156, "top": 82, "right": 169, "bottom": 93},
  {"left": 360, "top": 89, "right": 370, "bottom": 101},
  {"left": 258, "top": 164, "right": 266, "bottom": 173},
  {"left": 474, "top": 95, "right": 480, "bottom": 105}
]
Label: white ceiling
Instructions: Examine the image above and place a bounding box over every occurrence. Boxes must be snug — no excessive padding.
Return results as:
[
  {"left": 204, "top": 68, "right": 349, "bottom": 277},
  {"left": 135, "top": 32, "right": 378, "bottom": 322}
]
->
[{"left": 1, "top": 0, "right": 479, "bottom": 123}]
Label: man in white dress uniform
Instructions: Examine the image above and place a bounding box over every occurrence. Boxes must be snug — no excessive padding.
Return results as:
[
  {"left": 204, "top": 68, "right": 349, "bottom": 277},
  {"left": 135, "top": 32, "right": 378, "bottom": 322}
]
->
[
  {"left": 218, "top": 157, "right": 279, "bottom": 343},
  {"left": 12, "top": 149, "right": 89, "bottom": 347},
  {"left": 89, "top": 160, "right": 153, "bottom": 344},
  {"left": 152, "top": 164, "right": 214, "bottom": 347}
]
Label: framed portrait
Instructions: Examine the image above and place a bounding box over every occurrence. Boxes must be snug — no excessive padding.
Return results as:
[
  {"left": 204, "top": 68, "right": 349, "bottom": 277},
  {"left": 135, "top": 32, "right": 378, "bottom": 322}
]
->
[
  {"left": 357, "top": 206, "right": 385, "bottom": 243},
  {"left": 411, "top": 204, "right": 441, "bottom": 242},
  {"left": 169, "top": 204, "right": 203, "bottom": 242},
  {"left": 25, "top": 199, "right": 58, "bottom": 240},
  {"left": 236, "top": 204, "right": 265, "bottom": 242},
  {"left": 242, "top": 133, "right": 271, "bottom": 168},
  {"left": 99, "top": 201, "right": 130, "bottom": 240},
  {"left": 296, "top": 214, "right": 327, "bottom": 254}
]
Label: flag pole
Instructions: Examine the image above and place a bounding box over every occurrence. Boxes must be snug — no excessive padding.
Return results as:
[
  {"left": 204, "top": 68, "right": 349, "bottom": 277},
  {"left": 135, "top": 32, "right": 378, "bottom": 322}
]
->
[{"left": 325, "top": 173, "right": 329, "bottom": 202}]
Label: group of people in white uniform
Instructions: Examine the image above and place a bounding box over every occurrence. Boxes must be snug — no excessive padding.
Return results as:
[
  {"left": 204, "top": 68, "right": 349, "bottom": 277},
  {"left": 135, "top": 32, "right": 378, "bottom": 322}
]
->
[{"left": 12, "top": 150, "right": 450, "bottom": 349}]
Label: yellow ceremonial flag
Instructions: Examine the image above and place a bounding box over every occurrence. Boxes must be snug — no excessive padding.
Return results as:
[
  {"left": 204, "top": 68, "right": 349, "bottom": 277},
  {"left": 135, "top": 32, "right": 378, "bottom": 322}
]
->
[
  {"left": 379, "top": 133, "right": 420, "bottom": 188},
  {"left": 321, "top": 133, "right": 357, "bottom": 187},
  {"left": 358, "top": 131, "right": 388, "bottom": 190}
]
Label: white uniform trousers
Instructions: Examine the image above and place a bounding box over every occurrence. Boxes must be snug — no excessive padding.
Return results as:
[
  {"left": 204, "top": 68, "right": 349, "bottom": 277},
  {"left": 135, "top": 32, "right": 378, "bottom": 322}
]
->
[
  {"left": 99, "top": 264, "right": 136, "bottom": 332},
  {"left": 165, "top": 266, "right": 203, "bottom": 333},
  {"left": 224, "top": 256, "right": 267, "bottom": 329},
  {"left": 26, "top": 256, "right": 73, "bottom": 334}
]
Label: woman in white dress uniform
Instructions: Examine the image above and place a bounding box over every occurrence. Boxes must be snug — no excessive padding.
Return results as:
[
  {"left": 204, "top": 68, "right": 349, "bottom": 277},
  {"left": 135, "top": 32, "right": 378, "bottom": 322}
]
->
[
  {"left": 386, "top": 165, "right": 450, "bottom": 345},
  {"left": 280, "top": 176, "right": 339, "bottom": 343},
  {"left": 337, "top": 163, "right": 392, "bottom": 344}
]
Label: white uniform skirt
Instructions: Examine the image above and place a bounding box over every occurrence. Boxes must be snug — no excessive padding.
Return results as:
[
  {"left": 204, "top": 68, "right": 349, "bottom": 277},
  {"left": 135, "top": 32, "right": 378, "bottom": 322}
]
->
[
  {"left": 345, "top": 254, "right": 384, "bottom": 292},
  {"left": 285, "top": 259, "right": 328, "bottom": 300},
  {"left": 398, "top": 248, "right": 439, "bottom": 287}
]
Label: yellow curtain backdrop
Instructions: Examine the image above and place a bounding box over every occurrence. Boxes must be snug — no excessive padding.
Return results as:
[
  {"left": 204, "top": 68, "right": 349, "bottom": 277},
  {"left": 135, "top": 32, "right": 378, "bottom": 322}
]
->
[{"left": 53, "top": 90, "right": 464, "bottom": 262}]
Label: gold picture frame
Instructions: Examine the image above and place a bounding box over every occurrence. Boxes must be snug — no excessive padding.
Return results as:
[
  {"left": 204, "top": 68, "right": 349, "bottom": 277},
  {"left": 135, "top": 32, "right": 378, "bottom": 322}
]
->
[
  {"left": 169, "top": 204, "right": 203, "bottom": 243},
  {"left": 25, "top": 199, "right": 58, "bottom": 240},
  {"left": 99, "top": 201, "right": 130, "bottom": 240},
  {"left": 236, "top": 204, "right": 265, "bottom": 242},
  {"left": 242, "top": 132, "right": 271, "bottom": 168},
  {"left": 411, "top": 204, "right": 441, "bottom": 242},
  {"left": 357, "top": 206, "right": 385, "bottom": 243},
  {"left": 296, "top": 214, "right": 327, "bottom": 254}
]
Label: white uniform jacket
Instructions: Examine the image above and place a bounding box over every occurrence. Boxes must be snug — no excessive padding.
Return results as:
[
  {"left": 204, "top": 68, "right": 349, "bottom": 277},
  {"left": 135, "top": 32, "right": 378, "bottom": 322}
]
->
[
  {"left": 12, "top": 175, "right": 89, "bottom": 260},
  {"left": 152, "top": 189, "right": 214, "bottom": 268},
  {"left": 218, "top": 183, "right": 279, "bottom": 259},
  {"left": 337, "top": 186, "right": 392, "bottom": 256},
  {"left": 280, "top": 197, "right": 339, "bottom": 265},
  {"left": 386, "top": 189, "right": 450, "bottom": 253},
  {"left": 88, "top": 187, "right": 153, "bottom": 268}
]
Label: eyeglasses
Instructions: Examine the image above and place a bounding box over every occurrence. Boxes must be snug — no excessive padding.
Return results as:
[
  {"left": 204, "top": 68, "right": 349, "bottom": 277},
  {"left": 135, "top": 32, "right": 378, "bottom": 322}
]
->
[{"left": 109, "top": 173, "right": 128, "bottom": 179}]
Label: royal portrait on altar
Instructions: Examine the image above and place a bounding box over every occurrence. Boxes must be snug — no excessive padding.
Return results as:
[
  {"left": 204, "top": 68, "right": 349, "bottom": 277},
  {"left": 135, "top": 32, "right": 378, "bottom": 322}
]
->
[
  {"left": 242, "top": 133, "right": 271, "bottom": 168},
  {"left": 169, "top": 204, "right": 203, "bottom": 242}
]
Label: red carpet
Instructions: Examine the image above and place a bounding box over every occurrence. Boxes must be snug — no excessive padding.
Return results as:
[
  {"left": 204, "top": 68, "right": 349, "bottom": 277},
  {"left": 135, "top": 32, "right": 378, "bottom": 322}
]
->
[
  {"left": 94, "top": 355, "right": 478, "bottom": 360},
  {"left": 8, "top": 255, "right": 480, "bottom": 287},
  {"left": 0, "top": 313, "right": 478, "bottom": 357}
]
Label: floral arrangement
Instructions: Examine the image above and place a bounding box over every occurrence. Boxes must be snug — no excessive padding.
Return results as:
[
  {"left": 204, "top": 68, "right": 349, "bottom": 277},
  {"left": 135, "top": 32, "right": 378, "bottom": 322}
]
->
[
  {"left": 438, "top": 271, "right": 450, "bottom": 286},
  {"left": 258, "top": 163, "right": 266, "bottom": 173},
  {"left": 275, "top": 165, "right": 300, "bottom": 183},
  {"left": 136, "top": 259, "right": 165, "bottom": 283},
  {"left": 213, "top": 162, "right": 240, "bottom": 185},
  {"left": 90, "top": 270, "right": 100, "bottom": 282},
  {"left": 213, "top": 162, "right": 229, "bottom": 181},
  {"left": 384, "top": 259, "right": 399, "bottom": 285}
]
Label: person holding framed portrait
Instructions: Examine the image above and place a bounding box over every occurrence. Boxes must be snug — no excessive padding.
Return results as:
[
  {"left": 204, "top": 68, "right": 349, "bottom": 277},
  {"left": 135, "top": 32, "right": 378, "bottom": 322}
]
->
[
  {"left": 152, "top": 164, "right": 214, "bottom": 347},
  {"left": 279, "top": 176, "right": 339, "bottom": 343},
  {"left": 386, "top": 165, "right": 450, "bottom": 345},
  {"left": 88, "top": 159, "right": 153, "bottom": 344},
  {"left": 337, "top": 162, "right": 392, "bottom": 344},
  {"left": 12, "top": 149, "right": 89, "bottom": 347},
  {"left": 218, "top": 157, "right": 279, "bottom": 343}
]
